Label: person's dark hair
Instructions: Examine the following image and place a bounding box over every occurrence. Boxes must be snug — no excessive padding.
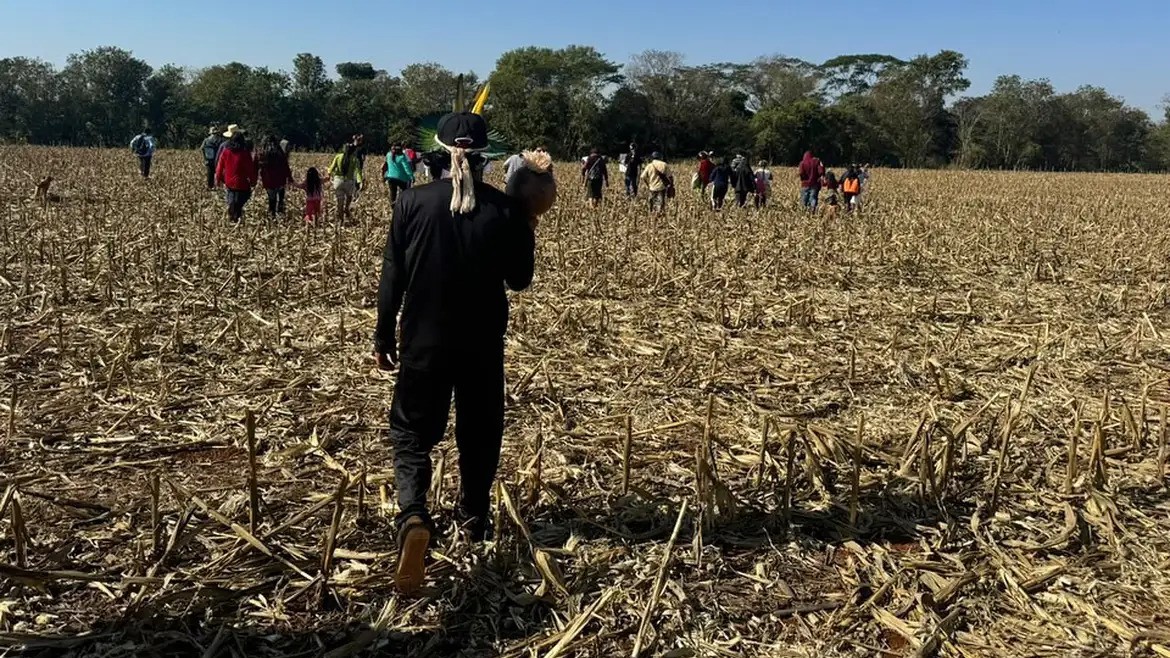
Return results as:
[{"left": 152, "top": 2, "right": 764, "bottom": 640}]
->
[
  {"left": 258, "top": 135, "right": 282, "bottom": 166},
  {"left": 143, "top": 128, "right": 152, "bottom": 135},
  {"left": 825, "top": 170, "right": 837, "bottom": 185},
  {"left": 305, "top": 167, "right": 322, "bottom": 196},
  {"left": 721, "top": 156, "right": 732, "bottom": 167},
  {"left": 339, "top": 143, "right": 356, "bottom": 175}
]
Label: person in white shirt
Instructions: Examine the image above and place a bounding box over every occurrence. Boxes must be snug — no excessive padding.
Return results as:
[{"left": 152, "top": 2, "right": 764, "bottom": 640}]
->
[{"left": 753, "top": 160, "right": 773, "bottom": 208}]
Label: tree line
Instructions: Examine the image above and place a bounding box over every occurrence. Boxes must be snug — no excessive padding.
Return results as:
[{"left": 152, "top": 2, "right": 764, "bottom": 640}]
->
[{"left": 1, "top": 46, "right": 1168, "bottom": 171}]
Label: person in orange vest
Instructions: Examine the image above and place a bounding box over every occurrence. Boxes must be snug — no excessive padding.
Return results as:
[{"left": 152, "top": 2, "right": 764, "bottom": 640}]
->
[{"left": 841, "top": 165, "right": 862, "bottom": 212}]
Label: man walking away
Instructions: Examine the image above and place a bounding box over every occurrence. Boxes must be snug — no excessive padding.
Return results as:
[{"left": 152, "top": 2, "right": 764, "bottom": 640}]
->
[
  {"left": 624, "top": 142, "right": 643, "bottom": 197},
  {"left": 731, "top": 155, "right": 755, "bottom": 208},
  {"left": 201, "top": 127, "right": 223, "bottom": 190},
  {"left": 640, "top": 152, "right": 673, "bottom": 214},
  {"left": 798, "top": 150, "right": 824, "bottom": 211},
  {"left": 374, "top": 112, "right": 536, "bottom": 595},
  {"left": 581, "top": 149, "right": 608, "bottom": 208},
  {"left": 130, "top": 129, "right": 156, "bottom": 179}
]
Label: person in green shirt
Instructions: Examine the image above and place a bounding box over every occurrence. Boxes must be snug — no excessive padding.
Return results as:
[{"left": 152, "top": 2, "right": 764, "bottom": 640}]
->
[{"left": 327, "top": 143, "right": 363, "bottom": 221}]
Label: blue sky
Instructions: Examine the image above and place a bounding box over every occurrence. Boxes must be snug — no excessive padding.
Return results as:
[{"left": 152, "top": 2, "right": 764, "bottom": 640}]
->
[{"left": 2, "top": 0, "right": 1166, "bottom": 117}]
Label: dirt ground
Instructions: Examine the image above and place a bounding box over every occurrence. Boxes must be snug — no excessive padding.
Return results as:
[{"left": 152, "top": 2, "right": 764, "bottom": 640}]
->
[{"left": 1, "top": 146, "right": 1169, "bottom": 657}]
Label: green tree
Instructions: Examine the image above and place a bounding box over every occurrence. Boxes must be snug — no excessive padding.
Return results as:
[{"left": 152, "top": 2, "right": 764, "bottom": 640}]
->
[
  {"left": 400, "top": 63, "right": 478, "bottom": 116},
  {"left": 0, "top": 57, "right": 62, "bottom": 142},
  {"left": 188, "top": 63, "right": 290, "bottom": 140},
  {"left": 336, "top": 62, "right": 378, "bottom": 81},
  {"left": 290, "top": 53, "right": 331, "bottom": 147},
  {"left": 59, "top": 47, "right": 153, "bottom": 144},
  {"left": 869, "top": 50, "right": 970, "bottom": 166},
  {"left": 490, "top": 46, "right": 620, "bottom": 156}
]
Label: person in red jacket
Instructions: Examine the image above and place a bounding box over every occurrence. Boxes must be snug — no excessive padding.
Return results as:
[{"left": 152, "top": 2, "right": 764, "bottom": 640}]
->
[
  {"left": 697, "top": 151, "right": 714, "bottom": 193},
  {"left": 255, "top": 134, "right": 294, "bottom": 218},
  {"left": 798, "top": 150, "right": 825, "bottom": 211},
  {"left": 216, "top": 125, "right": 258, "bottom": 222}
]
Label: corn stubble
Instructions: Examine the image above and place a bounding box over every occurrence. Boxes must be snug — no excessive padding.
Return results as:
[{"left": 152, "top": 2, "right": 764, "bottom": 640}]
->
[{"left": 1, "top": 147, "right": 1170, "bottom": 656}]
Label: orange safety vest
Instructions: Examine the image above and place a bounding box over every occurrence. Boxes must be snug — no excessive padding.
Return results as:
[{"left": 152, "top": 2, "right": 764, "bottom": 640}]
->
[{"left": 843, "top": 178, "right": 860, "bottom": 194}]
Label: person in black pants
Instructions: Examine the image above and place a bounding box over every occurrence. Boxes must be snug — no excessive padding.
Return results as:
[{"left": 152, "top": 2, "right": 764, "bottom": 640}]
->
[{"left": 374, "top": 112, "right": 536, "bottom": 596}]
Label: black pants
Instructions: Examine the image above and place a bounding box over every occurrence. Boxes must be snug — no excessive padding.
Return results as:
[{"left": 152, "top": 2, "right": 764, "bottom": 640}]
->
[
  {"left": 712, "top": 184, "right": 729, "bottom": 210},
  {"left": 625, "top": 174, "right": 638, "bottom": 197},
  {"left": 265, "top": 187, "right": 286, "bottom": 215},
  {"left": 735, "top": 190, "right": 750, "bottom": 207},
  {"left": 386, "top": 178, "right": 409, "bottom": 204},
  {"left": 138, "top": 156, "right": 152, "bottom": 179},
  {"left": 205, "top": 161, "right": 216, "bottom": 189},
  {"left": 390, "top": 346, "right": 505, "bottom": 533}
]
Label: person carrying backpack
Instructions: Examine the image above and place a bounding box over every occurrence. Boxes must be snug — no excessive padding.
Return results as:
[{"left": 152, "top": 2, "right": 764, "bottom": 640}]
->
[
  {"left": 841, "top": 166, "right": 862, "bottom": 213},
  {"left": 731, "top": 155, "right": 756, "bottom": 208},
  {"left": 129, "top": 129, "right": 156, "bottom": 179},
  {"left": 581, "top": 149, "right": 609, "bottom": 208},
  {"left": 640, "top": 152, "right": 673, "bottom": 214},
  {"left": 200, "top": 126, "right": 224, "bottom": 190}
]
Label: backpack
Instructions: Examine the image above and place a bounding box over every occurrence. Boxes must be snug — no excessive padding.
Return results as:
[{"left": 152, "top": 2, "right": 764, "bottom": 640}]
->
[
  {"left": 131, "top": 134, "right": 149, "bottom": 156},
  {"left": 202, "top": 137, "right": 219, "bottom": 162},
  {"left": 586, "top": 157, "right": 605, "bottom": 181}
]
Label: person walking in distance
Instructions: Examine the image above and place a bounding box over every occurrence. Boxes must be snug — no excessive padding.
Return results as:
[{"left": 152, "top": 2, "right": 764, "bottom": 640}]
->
[
  {"left": 129, "top": 128, "right": 156, "bottom": 179},
  {"left": 215, "top": 125, "right": 257, "bottom": 222},
  {"left": 200, "top": 126, "right": 224, "bottom": 190},
  {"left": 383, "top": 144, "right": 415, "bottom": 205},
  {"left": 708, "top": 156, "right": 732, "bottom": 210},
  {"left": 328, "top": 143, "right": 363, "bottom": 222},
  {"left": 374, "top": 112, "right": 537, "bottom": 595},
  {"left": 255, "top": 134, "right": 293, "bottom": 218},
  {"left": 640, "top": 151, "right": 673, "bottom": 213},
  {"left": 696, "top": 151, "right": 714, "bottom": 194},
  {"left": 731, "top": 154, "right": 756, "bottom": 208},
  {"left": 841, "top": 165, "right": 862, "bottom": 213},
  {"left": 798, "top": 150, "right": 824, "bottom": 211},
  {"left": 581, "top": 149, "right": 608, "bottom": 208},
  {"left": 623, "top": 142, "right": 643, "bottom": 197},
  {"left": 754, "top": 160, "right": 773, "bottom": 208}
]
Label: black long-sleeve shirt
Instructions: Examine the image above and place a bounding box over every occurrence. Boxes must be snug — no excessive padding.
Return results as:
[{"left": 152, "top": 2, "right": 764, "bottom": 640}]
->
[{"left": 375, "top": 179, "right": 535, "bottom": 370}]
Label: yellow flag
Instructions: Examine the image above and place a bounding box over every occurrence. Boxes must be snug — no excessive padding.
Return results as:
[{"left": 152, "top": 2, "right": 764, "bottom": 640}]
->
[{"left": 471, "top": 82, "right": 490, "bottom": 115}]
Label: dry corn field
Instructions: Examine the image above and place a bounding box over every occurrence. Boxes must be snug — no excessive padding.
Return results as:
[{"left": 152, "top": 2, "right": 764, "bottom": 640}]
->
[{"left": 2, "top": 145, "right": 1170, "bottom": 657}]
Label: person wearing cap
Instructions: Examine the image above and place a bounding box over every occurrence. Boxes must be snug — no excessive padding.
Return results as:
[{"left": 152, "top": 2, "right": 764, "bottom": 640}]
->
[
  {"left": 373, "top": 112, "right": 536, "bottom": 595},
  {"left": 200, "top": 126, "right": 224, "bottom": 190},
  {"left": 641, "top": 152, "right": 673, "bottom": 213},
  {"left": 215, "top": 124, "right": 257, "bottom": 222}
]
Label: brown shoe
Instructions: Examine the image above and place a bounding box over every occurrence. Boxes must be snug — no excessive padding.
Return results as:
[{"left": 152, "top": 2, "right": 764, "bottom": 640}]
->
[{"left": 395, "top": 516, "right": 431, "bottom": 595}]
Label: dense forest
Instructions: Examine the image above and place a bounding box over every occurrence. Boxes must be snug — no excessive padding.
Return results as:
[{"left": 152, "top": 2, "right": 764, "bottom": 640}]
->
[{"left": 1, "top": 46, "right": 1168, "bottom": 170}]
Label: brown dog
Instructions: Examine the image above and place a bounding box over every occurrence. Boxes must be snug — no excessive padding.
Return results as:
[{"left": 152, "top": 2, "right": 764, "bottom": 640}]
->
[{"left": 33, "top": 176, "right": 60, "bottom": 206}]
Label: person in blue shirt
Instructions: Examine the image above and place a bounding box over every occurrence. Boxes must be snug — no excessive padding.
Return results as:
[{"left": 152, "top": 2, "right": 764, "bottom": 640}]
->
[
  {"left": 708, "top": 156, "right": 732, "bottom": 210},
  {"left": 383, "top": 144, "right": 416, "bottom": 204},
  {"left": 130, "top": 129, "right": 156, "bottom": 179}
]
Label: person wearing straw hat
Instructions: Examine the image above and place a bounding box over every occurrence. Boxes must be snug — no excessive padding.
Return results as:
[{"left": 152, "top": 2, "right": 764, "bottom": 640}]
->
[
  {"left": 215, "top": 124, "right": 257, "bottom": 222},
  {"left": 373, "top": 111, "right": 536, "bottom": 595},
  {"left": 200, "top": 126, "right": 224, "bottom": 190}
]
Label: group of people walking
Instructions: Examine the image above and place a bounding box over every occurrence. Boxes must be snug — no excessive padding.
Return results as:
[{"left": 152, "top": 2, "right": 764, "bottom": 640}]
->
[
  {"left": 555, "top": 143, "right": 868, "bottom": 215},
  {"left": 797, "top": 150, "right": 869, "bottom": 214}
]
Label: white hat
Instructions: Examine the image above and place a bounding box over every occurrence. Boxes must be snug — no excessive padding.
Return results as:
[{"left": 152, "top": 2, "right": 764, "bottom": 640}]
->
[{"left": 223, "top": 124, "right": 245, "bottom": 138}]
